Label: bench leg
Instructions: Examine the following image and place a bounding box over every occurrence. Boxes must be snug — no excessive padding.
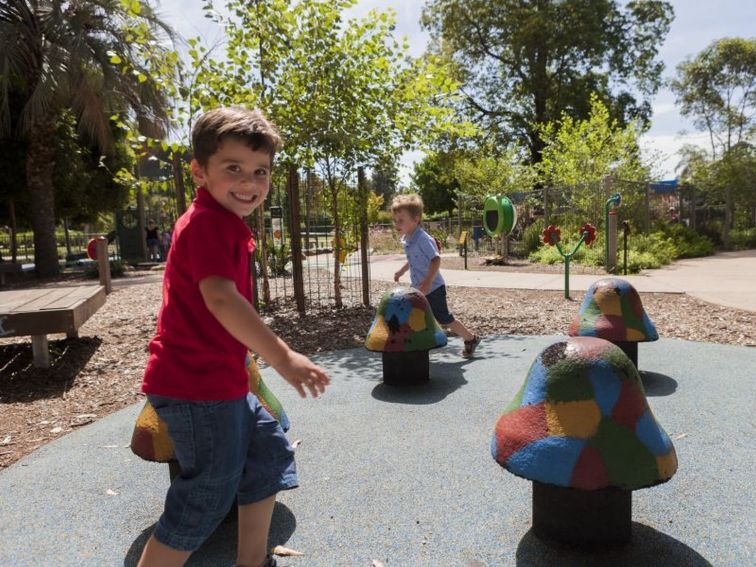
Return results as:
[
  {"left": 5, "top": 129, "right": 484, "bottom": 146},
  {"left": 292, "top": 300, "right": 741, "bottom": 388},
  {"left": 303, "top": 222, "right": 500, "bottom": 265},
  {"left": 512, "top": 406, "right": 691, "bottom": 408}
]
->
[
  {"left": 31, "top": 335, "right": 50, "bottom": 368},
  {"left": 66, "top": 329, "right": 79, "bottom": 339}
]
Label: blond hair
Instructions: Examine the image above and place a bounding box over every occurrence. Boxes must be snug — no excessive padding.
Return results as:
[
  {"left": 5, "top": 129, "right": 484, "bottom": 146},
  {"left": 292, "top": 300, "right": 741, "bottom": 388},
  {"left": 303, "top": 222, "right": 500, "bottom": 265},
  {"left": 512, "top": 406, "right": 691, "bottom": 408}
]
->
[
  {"left": 390, "top": 194, "right": 424, "bottom": 220},
  {"left": 192, "top": 107, "right": 282, "bottom": 167}
]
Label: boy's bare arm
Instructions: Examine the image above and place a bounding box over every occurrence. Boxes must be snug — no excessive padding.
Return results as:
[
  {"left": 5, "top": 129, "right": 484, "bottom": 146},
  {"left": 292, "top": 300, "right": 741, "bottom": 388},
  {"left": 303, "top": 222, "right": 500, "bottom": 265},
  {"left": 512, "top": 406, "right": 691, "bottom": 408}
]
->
[
  {"left": 199, "top": 276, "right": 330, "bottom": 398},
  {"left": 393, "top": 261, "right": 409, "bottom": 282},
  {"left": 418, "top": 257, "right": 441, "bottom": 294}
]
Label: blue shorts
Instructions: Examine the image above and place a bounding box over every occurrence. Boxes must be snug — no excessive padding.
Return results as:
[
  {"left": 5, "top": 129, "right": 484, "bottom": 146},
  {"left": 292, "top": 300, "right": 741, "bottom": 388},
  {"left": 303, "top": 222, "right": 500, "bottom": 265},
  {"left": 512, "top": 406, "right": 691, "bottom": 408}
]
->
[
  {"left": 148, "top": 393, "right": 298, "bottom": 551},
  {"left": 425, "top": 285, "right": 454, "bottom": 325}
]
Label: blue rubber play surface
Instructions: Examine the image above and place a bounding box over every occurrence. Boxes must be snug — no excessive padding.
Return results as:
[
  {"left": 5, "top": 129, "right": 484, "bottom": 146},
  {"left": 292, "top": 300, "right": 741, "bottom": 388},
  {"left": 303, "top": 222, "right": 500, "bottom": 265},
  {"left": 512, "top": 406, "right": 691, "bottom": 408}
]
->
[{"left": 1, "top": 335, "right": 753, "bottom": 566}]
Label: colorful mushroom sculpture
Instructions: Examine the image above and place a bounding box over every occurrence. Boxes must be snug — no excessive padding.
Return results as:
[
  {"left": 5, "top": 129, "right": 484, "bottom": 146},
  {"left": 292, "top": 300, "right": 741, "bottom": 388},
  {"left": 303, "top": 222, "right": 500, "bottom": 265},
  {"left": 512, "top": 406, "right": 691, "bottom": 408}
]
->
[
  {"left": 365, "top": 287, "right": 448, "bottom": 385},
  {"left": 131, "top": 354, "right": 289, "bottom": 480},
  {"left": 569, "top": 277, "right": 659, "bottom": 368},
  {"left": 491, "top": 337, "right": 677, "bottom": 545}
]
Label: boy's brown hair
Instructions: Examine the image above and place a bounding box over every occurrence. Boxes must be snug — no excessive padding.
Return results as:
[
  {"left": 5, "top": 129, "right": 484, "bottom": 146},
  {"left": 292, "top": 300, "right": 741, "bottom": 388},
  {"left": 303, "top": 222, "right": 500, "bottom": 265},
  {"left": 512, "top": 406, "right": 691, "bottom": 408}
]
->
[
  {"left": 191, "top": 107, "right": 282, "bottom": 167},
  {"left": 390, "top": 194, "right": 424, "bottom": 220}
]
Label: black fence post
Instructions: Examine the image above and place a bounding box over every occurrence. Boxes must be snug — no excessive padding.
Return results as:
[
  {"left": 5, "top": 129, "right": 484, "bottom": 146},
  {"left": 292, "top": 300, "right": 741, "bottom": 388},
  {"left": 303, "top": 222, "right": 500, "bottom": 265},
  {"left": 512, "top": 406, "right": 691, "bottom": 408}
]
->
[{"left": 622, "top": 221, "right": 630, "bottom": 275}]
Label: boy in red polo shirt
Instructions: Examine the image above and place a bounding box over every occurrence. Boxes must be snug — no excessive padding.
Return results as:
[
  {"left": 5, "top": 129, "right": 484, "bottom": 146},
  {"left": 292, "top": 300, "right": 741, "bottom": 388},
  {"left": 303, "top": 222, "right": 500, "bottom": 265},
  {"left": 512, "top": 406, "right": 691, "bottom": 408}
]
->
[{"left": 138, "top": 107, "right": 330, "bottom": 567}]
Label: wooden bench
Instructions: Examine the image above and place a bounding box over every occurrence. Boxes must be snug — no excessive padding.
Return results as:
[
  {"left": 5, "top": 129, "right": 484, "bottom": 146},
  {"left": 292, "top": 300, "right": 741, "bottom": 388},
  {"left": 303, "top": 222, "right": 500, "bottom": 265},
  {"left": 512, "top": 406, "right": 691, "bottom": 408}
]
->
[{"left": 0, "top": 285, "right": 107, "bottom": 368}]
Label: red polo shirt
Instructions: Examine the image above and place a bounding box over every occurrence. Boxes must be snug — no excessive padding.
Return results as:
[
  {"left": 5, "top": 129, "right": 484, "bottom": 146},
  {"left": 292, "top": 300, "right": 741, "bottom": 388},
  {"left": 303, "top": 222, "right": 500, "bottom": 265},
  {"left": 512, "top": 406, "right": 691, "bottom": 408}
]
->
[{"left": 141, "top": 187, "right": 254, "bottom": 400}]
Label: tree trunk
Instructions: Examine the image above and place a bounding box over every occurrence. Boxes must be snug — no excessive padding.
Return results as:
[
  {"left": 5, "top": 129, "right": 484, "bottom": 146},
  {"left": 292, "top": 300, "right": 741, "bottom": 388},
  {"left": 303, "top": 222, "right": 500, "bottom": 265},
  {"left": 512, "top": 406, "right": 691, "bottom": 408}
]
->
[
  {"left": 257, "top": 206, "right": 271, "bottom": 305},
  {"left": 27, "top": 116, "right": 60, "bottom": 277},
  {"left": 723, "top": 185, "right": 732, "bottom": 248},
  {"left": 358, "top": 167, "right": 370, "bottom": 307},
  {"left": 137, "top": 186, "right": 147, "bottom": 261},
  {"left": 173, "top": 152, "right": 187, "bottom": 216},
  {"left": 286, "top": 164, "right": 305, "bottom": 314},
  {"left": 330, "top": 184, "right": 343, "bottom": 309}
]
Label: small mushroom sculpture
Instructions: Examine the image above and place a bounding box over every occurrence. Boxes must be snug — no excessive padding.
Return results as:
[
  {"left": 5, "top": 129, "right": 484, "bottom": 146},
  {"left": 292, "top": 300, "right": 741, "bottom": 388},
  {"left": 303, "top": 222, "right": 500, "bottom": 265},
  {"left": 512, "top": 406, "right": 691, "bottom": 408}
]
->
[
  {"left": 365, "top": 287, "right": 447, "bottom": 385},
  {"left": 569, "top": 277, "right": 658, "bottom": 368},
  {"left": 131, "top": 355, "right": 289, "bottom": 480},
  {"left": 491, "top": 337, "right": 677, "bottom": 546}
]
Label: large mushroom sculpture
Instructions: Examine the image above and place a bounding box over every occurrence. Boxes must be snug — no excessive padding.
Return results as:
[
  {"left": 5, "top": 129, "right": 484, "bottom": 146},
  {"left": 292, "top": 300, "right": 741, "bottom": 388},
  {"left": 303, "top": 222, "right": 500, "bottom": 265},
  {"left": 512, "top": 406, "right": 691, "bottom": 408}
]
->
[
  {"left": 491, "top": 337, "right": 677, "bottom": 545},
  {"left": 365, "top": 287, "right": 447, "bottom": 385},
  {"left": 569, "top": 277, "right": 658, "bottom": 368}
]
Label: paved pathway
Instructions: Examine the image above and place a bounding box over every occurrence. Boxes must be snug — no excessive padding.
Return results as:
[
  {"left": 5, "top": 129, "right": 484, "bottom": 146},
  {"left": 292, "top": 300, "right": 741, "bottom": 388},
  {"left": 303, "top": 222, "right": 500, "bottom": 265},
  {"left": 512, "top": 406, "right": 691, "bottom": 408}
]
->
[{"left": 368, "top": 249, "right": 756, "bottom": 312}]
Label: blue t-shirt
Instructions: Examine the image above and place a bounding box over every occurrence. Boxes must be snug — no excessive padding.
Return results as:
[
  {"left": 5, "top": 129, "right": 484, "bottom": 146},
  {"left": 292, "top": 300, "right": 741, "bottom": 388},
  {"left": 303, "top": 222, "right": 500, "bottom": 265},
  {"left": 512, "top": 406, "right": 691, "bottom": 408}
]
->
[{"left": 401, "top": 227, "right": 444, "bottom": 293}]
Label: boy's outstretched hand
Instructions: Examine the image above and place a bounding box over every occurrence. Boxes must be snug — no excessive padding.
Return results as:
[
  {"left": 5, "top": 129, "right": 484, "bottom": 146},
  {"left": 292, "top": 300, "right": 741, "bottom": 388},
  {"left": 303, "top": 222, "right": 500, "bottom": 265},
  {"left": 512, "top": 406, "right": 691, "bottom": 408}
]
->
[{"left": 275, "top": 350, "right": 331, "bottom": 398}]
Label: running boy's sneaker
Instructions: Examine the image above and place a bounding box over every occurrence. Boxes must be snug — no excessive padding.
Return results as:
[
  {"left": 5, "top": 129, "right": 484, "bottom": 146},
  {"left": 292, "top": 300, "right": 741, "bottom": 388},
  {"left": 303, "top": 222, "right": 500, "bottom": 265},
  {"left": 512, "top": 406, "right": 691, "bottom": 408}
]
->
[{"left": 462, "top": 335, "right": 481, "bottom": 358}]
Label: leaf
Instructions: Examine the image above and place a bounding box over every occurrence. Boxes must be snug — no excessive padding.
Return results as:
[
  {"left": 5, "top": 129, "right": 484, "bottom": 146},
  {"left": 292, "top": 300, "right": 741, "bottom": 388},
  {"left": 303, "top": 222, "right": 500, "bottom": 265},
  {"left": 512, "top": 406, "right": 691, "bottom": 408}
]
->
[
  {"left": 271, "top": 545, "right": 304, "bottom": 557},
  {"left": 291, "top": 439, "right": 302, "bottom": 449},
  {"left": 106, "top": 489, "right": 118, "bottom": 496}
]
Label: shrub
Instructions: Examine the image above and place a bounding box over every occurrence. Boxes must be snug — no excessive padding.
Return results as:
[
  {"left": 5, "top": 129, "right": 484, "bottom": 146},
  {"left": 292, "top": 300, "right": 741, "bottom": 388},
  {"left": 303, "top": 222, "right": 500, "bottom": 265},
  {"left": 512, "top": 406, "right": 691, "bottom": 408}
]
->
[
  {"left": 528, "top": 232, "right": 604, "bottom": 266},
  {"left": 517, "top": 221, "right": 544, "bottom": 256},
  {"left": 265, "top": 240, "right": 290, "bottom": 276},
  {"left": 427, "top": 225, "right": 451, "bottom": 251},
  {"left": 696, "top": 221, "right": 724, "bottom": 247},
  {"left": 625, "top": 251, "right": 663, "bottom": 272},
  {"left": 729, "top": 227, "right": 756, "bottom": 250},
  {"left": 651, "top": 222, "right": 715, "bottom": 258}
]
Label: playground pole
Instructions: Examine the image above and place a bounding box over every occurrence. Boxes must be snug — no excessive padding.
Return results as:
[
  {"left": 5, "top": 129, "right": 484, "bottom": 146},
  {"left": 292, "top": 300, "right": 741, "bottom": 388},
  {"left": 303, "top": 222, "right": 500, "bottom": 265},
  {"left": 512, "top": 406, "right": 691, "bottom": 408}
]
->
[{"left": 604, "top": 193, "right": 621, "bottom": 272}]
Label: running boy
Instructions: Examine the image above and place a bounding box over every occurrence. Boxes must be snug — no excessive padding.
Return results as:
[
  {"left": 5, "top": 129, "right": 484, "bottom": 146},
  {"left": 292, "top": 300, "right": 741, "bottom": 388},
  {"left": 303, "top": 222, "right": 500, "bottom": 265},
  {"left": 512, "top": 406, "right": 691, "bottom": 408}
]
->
[
  {"left": 391, "top": 194, "right": 481, "bottom": 358},
  {"left": 138, "top": 107, "right": 330, "bottom": 567}
]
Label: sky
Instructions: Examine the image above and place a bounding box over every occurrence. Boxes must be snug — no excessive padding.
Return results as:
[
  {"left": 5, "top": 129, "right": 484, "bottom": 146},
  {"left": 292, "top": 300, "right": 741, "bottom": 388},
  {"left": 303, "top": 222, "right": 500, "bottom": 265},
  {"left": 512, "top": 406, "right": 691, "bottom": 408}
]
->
[{"left": 156, "top": 0, "right": 755, "bottom": 183}]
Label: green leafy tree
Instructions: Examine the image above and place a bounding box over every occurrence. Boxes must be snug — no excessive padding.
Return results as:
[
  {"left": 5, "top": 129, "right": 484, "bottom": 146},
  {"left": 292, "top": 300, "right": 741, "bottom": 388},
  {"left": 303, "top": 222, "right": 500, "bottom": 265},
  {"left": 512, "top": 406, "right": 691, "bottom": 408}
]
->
[
  {"left": 186, "top": 1, "right": 468, "bottom": 305},
  {"left": 370, "top": 161, "right": 399, "bottom": 205},
  {"left": 455, "top": 145, "right": 537, "bottom": 202},
  {"left": 0, "top": 0, "right": 175, "bottom": 276},
  {"left": 671, "top": 37, "right": 756, "bottom": 239},
  {"left": 422, "top": 0, "right": 673, "bottom": 163},
  {"left": 537, "top": 94, "right": 650, "bottom": 227},
  {"left": 411, "top": 152, "right": 460, "bottom": 217}
]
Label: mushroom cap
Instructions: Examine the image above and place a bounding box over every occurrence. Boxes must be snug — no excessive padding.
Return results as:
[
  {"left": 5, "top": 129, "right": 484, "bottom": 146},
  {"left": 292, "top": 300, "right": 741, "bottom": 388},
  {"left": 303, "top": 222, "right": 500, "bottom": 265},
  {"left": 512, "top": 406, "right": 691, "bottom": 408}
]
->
[
  {"left": 569, "top": 277, "right": 658, "bottom": 342},
  {"left": 491, "top": 337, "right": 676, "bottom": 490},
  {"left": 365, "top": 287, "right": 447, "bottom": 352}
]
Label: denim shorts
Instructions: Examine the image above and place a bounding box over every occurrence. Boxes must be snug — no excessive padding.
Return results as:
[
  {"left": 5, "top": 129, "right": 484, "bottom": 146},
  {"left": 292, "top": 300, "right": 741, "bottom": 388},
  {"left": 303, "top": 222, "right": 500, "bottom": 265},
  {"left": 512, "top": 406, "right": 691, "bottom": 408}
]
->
[
  {"left": 148, "top": 393, "right": 298, "bottom": 551},
  {"left": 425, "top": 285, "right": 455, "bottom": 325}
]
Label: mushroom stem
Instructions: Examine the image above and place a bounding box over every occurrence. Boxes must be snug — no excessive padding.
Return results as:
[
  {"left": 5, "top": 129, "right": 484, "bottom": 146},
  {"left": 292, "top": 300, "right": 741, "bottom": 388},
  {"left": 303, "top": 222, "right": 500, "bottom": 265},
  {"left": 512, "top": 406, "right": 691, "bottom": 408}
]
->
[
  {"left": 382, "top": 351, "right": 430, "bottom": 385},
  {"left": 532, "top": 481, "right": 632, "bottom": 546},
  {"left": 614, "top": 341, "right": 638, "bottom": 368}
]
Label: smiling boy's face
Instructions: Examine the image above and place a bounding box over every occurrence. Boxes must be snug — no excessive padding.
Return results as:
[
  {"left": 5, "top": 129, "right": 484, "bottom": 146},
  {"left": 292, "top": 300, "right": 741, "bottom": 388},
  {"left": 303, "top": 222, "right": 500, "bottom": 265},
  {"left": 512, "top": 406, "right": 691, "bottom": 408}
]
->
[
  {"left": 190, "top": 138, "right": 271, "bottom": 218},
  {"left": 392, "top": 209, "right": 420, "bottom": 237}
]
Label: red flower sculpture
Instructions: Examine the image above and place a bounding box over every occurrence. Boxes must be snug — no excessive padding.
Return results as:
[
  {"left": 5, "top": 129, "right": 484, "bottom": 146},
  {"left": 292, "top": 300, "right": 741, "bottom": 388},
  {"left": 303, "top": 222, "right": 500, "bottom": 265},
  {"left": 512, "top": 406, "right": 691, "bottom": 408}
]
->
[
  {"left": 543, "top": 225, "right": 561, "bottom": 245},
  {"left": 580, "top": 223, "right": 597, "bottom": 246}
]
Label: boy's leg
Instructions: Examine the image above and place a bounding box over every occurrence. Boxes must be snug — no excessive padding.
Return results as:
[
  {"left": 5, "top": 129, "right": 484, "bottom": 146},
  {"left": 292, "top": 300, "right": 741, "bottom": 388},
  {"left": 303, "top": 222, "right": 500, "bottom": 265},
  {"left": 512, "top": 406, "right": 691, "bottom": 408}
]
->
[
  {"left": 236, "top": 494, "right": 276, "bottom": 567},
  {"left": 235, "top": 394, "right": 298, "bottom": 567},
  {"left": 425, "top": 286, "right": 476, "bottom": 342},
  {"left": 138, "top": 536, "right": 191, "bottom": 567},
  {"left": 143, "top": 396, "right": 246, "bottom": 562},
  {"left": 445, "top": 319, "right": 475, "bottom": 342}
]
